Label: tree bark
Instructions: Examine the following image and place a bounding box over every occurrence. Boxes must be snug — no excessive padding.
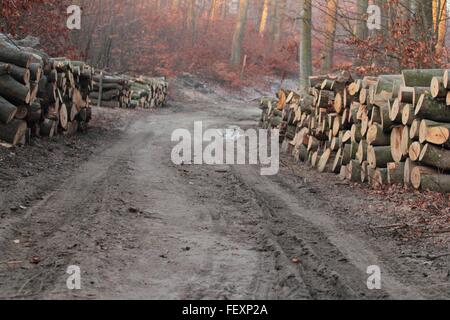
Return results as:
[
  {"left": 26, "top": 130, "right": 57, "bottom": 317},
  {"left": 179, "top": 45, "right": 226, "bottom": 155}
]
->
[
  {"left": 299, "top": 0, "right": 312, "bottom": 94},
  {"left": 0, "top": 75, "right": 31, "bottom": 105},
  {"left": 230, "top": 0, "right": 249, "bottom": 66},
  {"left": 0, "top": 119, "right": 27, "bottom": 145},
  {"left": 0, "top": 95, "right": 17, "bottom": 124},
  {"left": 419, "top": 143, "right": 450, "bottom": 170},
  {"left": 321, "top": 0, "right": 338, "bottom": 74}
]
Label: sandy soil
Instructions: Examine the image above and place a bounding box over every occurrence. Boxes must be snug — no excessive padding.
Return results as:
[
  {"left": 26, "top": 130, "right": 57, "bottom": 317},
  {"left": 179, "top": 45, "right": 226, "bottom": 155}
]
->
[{"left": 0, "top": 76, "right": 448, "bottom": 300}]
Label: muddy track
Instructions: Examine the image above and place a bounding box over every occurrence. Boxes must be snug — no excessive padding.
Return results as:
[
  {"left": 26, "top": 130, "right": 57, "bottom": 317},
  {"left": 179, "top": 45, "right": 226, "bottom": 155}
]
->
[{"left": 0, "top": 80, "right": 448, "bottom": 299}]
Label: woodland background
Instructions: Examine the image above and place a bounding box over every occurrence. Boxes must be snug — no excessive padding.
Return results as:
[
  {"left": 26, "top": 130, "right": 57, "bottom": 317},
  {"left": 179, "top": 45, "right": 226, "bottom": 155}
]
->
[{"left": 0, "top": 0, "right": 449, "bottom": 89}]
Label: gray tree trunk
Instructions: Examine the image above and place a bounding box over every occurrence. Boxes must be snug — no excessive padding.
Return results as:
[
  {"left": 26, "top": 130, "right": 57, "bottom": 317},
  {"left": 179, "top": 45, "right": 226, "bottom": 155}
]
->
[
  {"left": 299, "top": 0, "right": 312, "bottom": 94},
  {"left": 321, "top": 0, "right": 338, "bottom": 73},
  {"left": 230, "top": 0, "right": 250, "bottom": 66}
]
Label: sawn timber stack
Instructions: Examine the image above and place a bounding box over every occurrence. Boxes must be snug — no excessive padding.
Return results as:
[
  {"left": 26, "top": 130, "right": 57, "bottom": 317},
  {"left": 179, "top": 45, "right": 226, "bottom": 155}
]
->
[{"left": 259, "top": 69, "right": 450, "bottom": 193}]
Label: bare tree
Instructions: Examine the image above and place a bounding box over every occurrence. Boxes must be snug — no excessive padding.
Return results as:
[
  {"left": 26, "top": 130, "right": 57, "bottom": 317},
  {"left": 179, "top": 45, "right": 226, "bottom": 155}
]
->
[
  {"left": 230, "top": 0, "right": 249, "bottom": 66},
  {"left": 354, "top": 0, "right": 368, "bottom": 40},
  {"left": 321, "top": 0, "right": 338, "bottom": 73},
  {"left": 299, "top": 0, "right": 312, "bottom": 93},
  {"left": 259, "top": 0, "right": 270, "bottom": 36}
]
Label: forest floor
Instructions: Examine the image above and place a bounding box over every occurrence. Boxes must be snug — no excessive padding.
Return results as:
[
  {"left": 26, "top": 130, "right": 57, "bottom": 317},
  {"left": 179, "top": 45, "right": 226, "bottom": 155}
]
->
[{"left": 0, "top": 75, "right": 449, "bottom": 300}]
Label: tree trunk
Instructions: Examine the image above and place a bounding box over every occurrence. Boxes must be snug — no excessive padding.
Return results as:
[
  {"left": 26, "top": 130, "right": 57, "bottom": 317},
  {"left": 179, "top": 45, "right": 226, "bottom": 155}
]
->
[
  {"left": 354, "top": 0, "right": 368, "bottom": 40},
  {"left": 434, "top": 0, "right": 447, "bottom": 56},
  {"left": 299, "top": 0, "right": 312, "bottom": 94},
  {"left": 320, "top": 0, "right": 338, "bottom": 73},
  {"left": 230, "top": 0, "right": 249, "bottom": 66},
  {"left": 259, "top": 0, "right": 270, "bottom": 36}
]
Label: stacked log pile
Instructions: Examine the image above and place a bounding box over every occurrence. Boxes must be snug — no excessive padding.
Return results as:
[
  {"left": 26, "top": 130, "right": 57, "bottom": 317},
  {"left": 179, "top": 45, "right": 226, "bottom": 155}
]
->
[
  {"left": 90, "top": 72, "right": 168, "bottom": 109},
  {"left": 90, "top": 73, "right": 131, "bottom": 109},
  {"left": 0, "top": 36, "right": 93, "bottom": 146},
  {"left": 260, "top": 69, "right": 450, "bottom": 193}
]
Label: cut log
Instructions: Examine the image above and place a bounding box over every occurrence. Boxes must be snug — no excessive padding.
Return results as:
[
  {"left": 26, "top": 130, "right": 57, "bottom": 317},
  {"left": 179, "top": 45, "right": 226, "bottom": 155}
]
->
[
  {"left": 361, "top": 161, "right": 369, "bottom": 183},
  {"left": 402, "top": 69, "right": 444, "bottom": 87},
  {"left": 14, "top": 106, "right": 28, "bottom": 120},
  {"left": 347, "top": 160, "right": 361, "bottom": 182},
  {"left": 401, "top": 104, "right": 414, "bottom": 126},
  {"left": 408, "top": 141, "right": 422, "bottom": 162},
  {"left": 333, "top": 92, "right": 344, "bottom": 114},
  {"left": 9, "top": 65, "right": 30, "bottom": 86},
  {"left": 430, "top": 76, "right": 447, "bottom": 98},
  {"left": 404, "top": 158, "right": 416, "bottom": 187},
  {"left": 298, "top": 144, "right": 308, "bottom": 162},
  {"left": 356, "top": 140, "right": 368, "bottom": 164},
  {"left": 411, "top": 166, "right": 450, "bottom": 192},
  {"left": 419, "top": 119, "right": 450, "bottom": 148},
  {"left": 444, "top": 69, "right": 450, "bottom": 89},
  {"left": 387, "top": 162, "right": 405, "bottom": 185},
  {"left": 359, "top": 88, "right": 368, "bottom": 104},
  {"left": 317, "top": 148, "right": 332, "bottom": 173},
  {"left": 0, "top": 75, "right": 31, "bottom": 105},
  {"left": 26, "top": 101, "right": 41, "bottom": 122},
  {"left": 398, "top": 86, "right": 429, "bottom": 106},
  {"left": 0, "top": 47, "right": 32, "bottom": 68},
  {"left": 307, "top": 136, "right": 320, "bottom": 152},
  {"left": 28, "top": 63, "right": 42, "bottom": 81},
  {"left": 330, "top": 136, "right": 341, "bottom": 151},
  {"left": 332, "top": 115, "right": 342, "bottom": 136},
  {"left": 367, "top": 145, "right": 393, "bottom": 168},
  {"left": 339, "top": 165, "right": 348, "bottom": 180},
  {"left": 0, "top": 95, "right": 17, "bottom": 124},
  {"left": 409, "top": 119, "right": 421, "bottom": 141},
  {"left": 419, "top": 143, "right": 450, "bottom": 170},
  {"left": 367, "top": 123, "right": 390, "bottom": 146},
  {"left": 0, "top": 62, "right": 11, "bottom": 75},
  {"left": 89, "top": 98, "right": 120, "bottom": 108},
  {"left": 390, "top": 126, "right": 406, "bottom": 162},
  {"left": 351, "top": 123, "right": 362, "bottom": 143},
  {"left": 415, "top": 93, "right": 450, "bottom": 122},
  {"left": 360, "top": 113, "right": 369, "bottom": 136},
  {"left": 40, "top": 118, "right": 56, "bottom": 137},
  {"left": 0, "top": 119, "right": 27, "bottom": 145},
  {"left": 350, "top": 141, "right": 359, "bottom": 159},
  {"left": 332, "top": 150, "right": 343, "bottom": 174},
  {"left": 311, "top": 150, "right": 323, "bottom": 168},
  {"left": 389, "top": 98, "right": 403, "bottom": 122},
  {"left": 379, "top": 104, "right": 394, "bottom": 131},
  {"left": 398, "top": 87, "right": 414, "bottom": 104},
  {"left": 400, "top": 126, "right": 411, "bottom": 158},
  {"left": 59, "top": 103, "right": 68, "bottom": 130},
  {"left": 372, "top": 168, "right": 388, "bottom": 188},
  {"left": 342, "top": 144, "right": 352, "bottom": 165}
]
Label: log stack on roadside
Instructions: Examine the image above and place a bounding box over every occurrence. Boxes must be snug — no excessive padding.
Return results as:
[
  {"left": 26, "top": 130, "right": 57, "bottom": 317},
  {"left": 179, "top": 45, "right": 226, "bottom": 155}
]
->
[
  {"left": 259, "top": 69, "right": 450, "bottom": 193},
  {"left": 90, "top": 73, "right": 131, "bottom": 108},
  {"left": 90, "top": 72, "right": 168, "bottom": 109},
  {"left": 0, "top": 34, "right": 93, "bottom": 146}
]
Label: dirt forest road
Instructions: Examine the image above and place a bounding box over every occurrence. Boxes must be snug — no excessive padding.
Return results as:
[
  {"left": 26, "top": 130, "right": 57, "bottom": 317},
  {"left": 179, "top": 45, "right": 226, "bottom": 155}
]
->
[{"left": 0, "top": 77, "right": 449, "bottom": 300}]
